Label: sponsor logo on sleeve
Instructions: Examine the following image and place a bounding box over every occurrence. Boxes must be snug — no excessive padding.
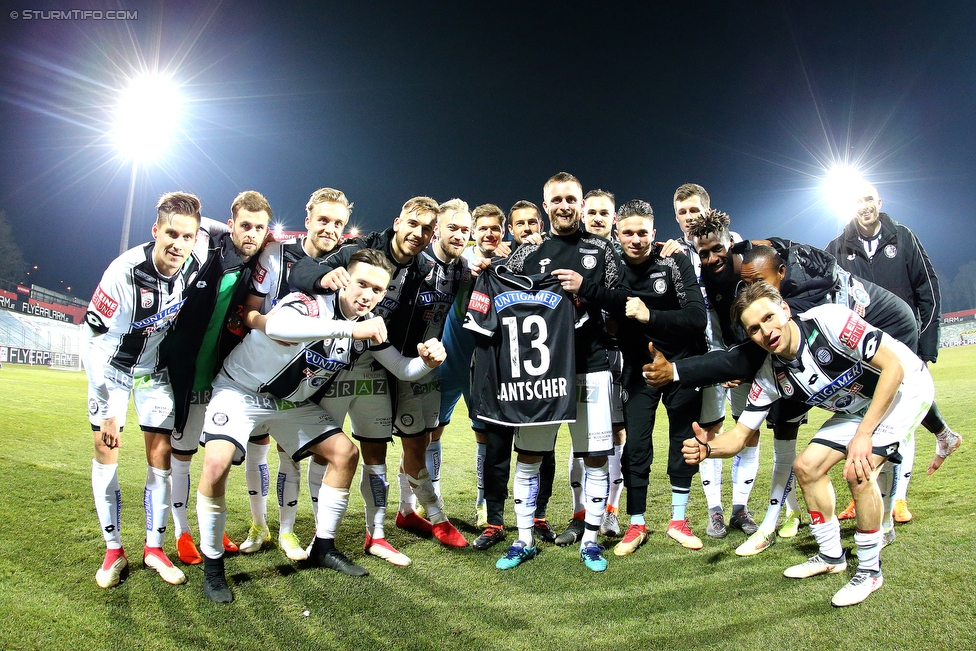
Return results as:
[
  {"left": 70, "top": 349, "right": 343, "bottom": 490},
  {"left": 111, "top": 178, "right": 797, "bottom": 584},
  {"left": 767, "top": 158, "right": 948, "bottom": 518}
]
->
[
  {"left": 748, "top": 381, "right": 762, "bottom": 402},
  {"left": 91, "top": 285, "right": 119, "bottom": 318},
  {"left": 468, "top": 291, "right": 490, "bottom": 314},
  {"left": 296, "top": 294, "right": 319, "bottom": 317},
  {"left": 839, "top": 314, "right": 867, "bottom": 349},
  {"left": 253, "top": 263, "right": 267, "bottom": 284}
]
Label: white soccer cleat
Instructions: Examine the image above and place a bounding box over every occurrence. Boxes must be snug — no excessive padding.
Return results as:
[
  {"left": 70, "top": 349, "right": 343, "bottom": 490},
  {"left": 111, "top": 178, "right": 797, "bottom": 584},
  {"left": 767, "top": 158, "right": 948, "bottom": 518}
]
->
[
  {"left": 929, "top": 428, "right": 962, "bottom": 474},
  {"left": 736, "top": 529, "right": 776, "bottom": 556},
  {"left": 279, "top": 532, "right": 309, "bottom": 561},
  {"left": 95, "top": 549, "right": 128, "bottom": 589},
  {"left": 784, "top": 554, "right": 847, "bottom": 579},
  {"left": 831, "top": 570, "right": 883, "bottom": 607},
  {"left": 239, "top": 523, "right": 271, "bottom": 554},
  {"left": 143, "top": 546, "right": 187, "bottom": 585}
]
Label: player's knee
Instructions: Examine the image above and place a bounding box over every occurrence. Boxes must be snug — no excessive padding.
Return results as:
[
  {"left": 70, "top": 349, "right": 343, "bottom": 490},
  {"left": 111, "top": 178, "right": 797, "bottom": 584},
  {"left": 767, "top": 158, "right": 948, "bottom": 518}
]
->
[{"left": 792, "top": 455, "right": 821, "bottom": 486}]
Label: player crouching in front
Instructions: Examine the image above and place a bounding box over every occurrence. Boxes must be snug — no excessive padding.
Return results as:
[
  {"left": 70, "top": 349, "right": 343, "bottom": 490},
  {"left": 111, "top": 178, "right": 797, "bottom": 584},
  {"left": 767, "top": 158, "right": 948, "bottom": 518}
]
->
[
  {"left": 682, "top": 281, "right": 933, "bottom": 607},
  {"left": 194, "top": 249, "right": 446, "bottom": 603}
]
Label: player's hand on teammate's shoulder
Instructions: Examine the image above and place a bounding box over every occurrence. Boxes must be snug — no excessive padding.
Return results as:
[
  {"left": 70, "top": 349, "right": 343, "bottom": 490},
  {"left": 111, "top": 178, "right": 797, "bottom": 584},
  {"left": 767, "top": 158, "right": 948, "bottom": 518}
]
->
[
  {"left": 319, "top": 267, "right": 351, "bottom": 291},
  {"left": 417, "top": 338, "right": 447, "bottom": 368},
  {"left": 552, "top": 268, "right": 583, "bottom": 293},
  {"left": 625, "top": 296, "right": 650, "bottom": 323},
  {"left": 352, "top": 316, "right": 387, "bottom": 344},
  {"left": 657, "top": 239, "right": 685, "bottom": 258}
]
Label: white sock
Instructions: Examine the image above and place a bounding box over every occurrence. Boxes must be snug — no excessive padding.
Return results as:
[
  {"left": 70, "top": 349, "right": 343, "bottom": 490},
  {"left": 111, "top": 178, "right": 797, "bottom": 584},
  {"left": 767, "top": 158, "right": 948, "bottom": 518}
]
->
[
  {"left": 854, "top": 529, "right": 882, "bottom": 573},
  {"left": 361, "top": 463, "right": 388, "bottom": 539},
  {"left": 569, "top": 453, "right": 585, "bottom": 514},
  {"left": 92, "top": 460, "right": 122, "bottom": 549},
  {"left": 475, "top": 442, "right": 486, "bottom": 507},
  {"left": 170, "top": 456, "right": 192, "bottom": 537},
  {"left": 308, "top": 458, "right": 328, "bottom": 527},
  {"left": 760, "top": 438, "right": 796, "bottom": 532},
  {"left": 196, "top": 491, "right": 226, "bottom": 560},
  {"left": 276, "top": 448, "right": 301, "bottom": 535},
  {"left": 406, "top": 469, "right": 444, "bottom": 523},
  {"left": 315, "top": 485, "right": 350, "bottom": 540},
  {"left": 582, "top": 463, "right": 609, "bottom": 545},
  {"left": 699, "top": 457, "right": 724, "bottom": 510},
  {"left": 426, "top": 439, "right": 442, "bottom": 500},
  {"left": 246, "top": 441, "right": 270, "bottom": 528},
  {"left": 397, "top": 472, "right": 416, "bottom": 515},
  {"left": 608, "top": 444, "right": 624, "bottom": 511},
  {"left": 731, "top": 443, "right": 759, "bottom": 507},
  {"left": 892, "top": 434, "right": 915, "bottom": 502},
  {"left": 809, "top": 517, "right": 843, "bottom": 560},
  {"left": 513, "top": 461, "right": 542, "bottom": 544},
  {"left": 144, "top": 466, "right": 171, "bottom": 548}
]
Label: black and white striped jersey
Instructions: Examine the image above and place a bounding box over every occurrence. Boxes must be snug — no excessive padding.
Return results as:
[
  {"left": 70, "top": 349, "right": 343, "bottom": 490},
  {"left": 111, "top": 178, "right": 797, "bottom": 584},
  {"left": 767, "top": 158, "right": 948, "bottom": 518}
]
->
[
  {"left": 251, "top": 236, "right": 310, "bottom": 313},
  {"left": 739, "top": 304, "right": 926, "bottom": 430}
]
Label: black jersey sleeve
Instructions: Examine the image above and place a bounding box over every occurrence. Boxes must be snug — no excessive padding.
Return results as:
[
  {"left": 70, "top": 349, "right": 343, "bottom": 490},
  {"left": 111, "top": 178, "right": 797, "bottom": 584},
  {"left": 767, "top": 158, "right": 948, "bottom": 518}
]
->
[{"left": 673, "top": 340, "right": 768, "bottom": 387}]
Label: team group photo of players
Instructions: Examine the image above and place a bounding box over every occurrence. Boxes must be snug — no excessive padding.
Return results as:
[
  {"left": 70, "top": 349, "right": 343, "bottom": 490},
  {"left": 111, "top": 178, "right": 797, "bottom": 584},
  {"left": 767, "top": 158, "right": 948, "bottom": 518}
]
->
[{"left": 83, "top": 171, "right": 962, "bottom": 608}]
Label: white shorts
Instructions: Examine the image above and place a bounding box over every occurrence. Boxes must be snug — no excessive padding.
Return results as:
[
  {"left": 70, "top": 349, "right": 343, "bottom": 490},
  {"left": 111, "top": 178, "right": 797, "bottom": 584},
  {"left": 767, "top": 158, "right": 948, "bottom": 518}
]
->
[
  {"left": 515, "top": 371, "right": 613, "bottom": 457},
  {"left": 319, "top": 363, "right": 394, "bottom": 442},
  {"left": 202, "top": 377, "right": 342, "bottom": 465},
  {"left": 171, "top": 390, "right": 210, "bottom": 455},
  {"left": 699, "top": 384, "right": 727, "bottom": 426},
  {"left": 88, "top": 367, "right": 174, "bottom": 433},
  {"left": 810, "top": 368, "right": 934, "bottom": 459},
  {"left": 393, "top": 373, "right": 440, "bottom": 437}
]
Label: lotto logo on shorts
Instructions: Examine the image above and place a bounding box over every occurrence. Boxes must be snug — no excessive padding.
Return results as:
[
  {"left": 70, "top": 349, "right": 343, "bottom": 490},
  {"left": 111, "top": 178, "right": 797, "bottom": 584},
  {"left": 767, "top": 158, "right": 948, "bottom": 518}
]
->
[
  {"left": 91, "top": 285, "right": 119, "bottom": 317},
  {"left": 468, "top": 291, "right": 490, "bottom": 314},
  {"left": 839, "top": 314, "right": 867, "bottom": 349}
]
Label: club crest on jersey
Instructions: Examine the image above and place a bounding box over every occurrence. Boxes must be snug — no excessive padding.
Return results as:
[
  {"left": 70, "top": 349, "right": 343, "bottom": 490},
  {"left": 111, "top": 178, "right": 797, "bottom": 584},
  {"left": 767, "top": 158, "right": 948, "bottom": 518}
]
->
[
  {"left": 653, "top": 278, "right": 667, "bottom": 294},
  {"left": 839, "top": 315, "right": 867, "bottom": 349},
  {"left": 816, "top": 347, "right": 833, "bottom": 364},
  {"left": 92, "top": 285, "right": 119, "bottom": 317},
  {"left": 581, "top": 255, "right": 597, "bottom": 270},
  {"left": 140, "top": 288, "right": 154, "bottom": 309},
  {"left": 353, "top": 340, "right": 367, "bottom": 354},
  {"left": 494, "top": 290, "right": 562, "bottom": 312},
  {"left": 468, "top": 291, "right": 491, "bottom": 314},
  {"left": 884, "top": 244, "right": 897, "bottom": 258}
]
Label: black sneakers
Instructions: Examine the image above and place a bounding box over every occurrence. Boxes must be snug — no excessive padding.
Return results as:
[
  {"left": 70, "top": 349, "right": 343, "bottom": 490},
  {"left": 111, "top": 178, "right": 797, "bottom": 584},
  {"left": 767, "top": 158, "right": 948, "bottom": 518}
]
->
[
  {"left": 533, "top": 518, "right": 557, "bottom": 544},
  {"left": 310, "top": 537, "right": 369, "bottom": 577},
  {"left": 554, "top": 518, "right": 586, "bottom": 547},
  {"left": 473, "top": 525, "right": 506, "bottom": 550},
  {"left": 202, "top": 556, "right": 234, "bottom": 604}
]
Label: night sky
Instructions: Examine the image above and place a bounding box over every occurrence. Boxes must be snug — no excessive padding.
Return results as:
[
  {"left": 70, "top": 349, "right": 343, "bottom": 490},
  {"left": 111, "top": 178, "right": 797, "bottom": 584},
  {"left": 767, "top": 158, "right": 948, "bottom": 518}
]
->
[{"left": 2, "top": 1, "right": 974, "bottom": 299}]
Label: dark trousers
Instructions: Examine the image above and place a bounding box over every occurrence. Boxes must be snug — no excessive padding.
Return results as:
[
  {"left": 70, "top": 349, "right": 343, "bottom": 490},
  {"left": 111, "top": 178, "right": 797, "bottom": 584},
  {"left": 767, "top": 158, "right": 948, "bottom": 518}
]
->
[{"left": 483, "top": 423, "right": 555, "bottom": 526}]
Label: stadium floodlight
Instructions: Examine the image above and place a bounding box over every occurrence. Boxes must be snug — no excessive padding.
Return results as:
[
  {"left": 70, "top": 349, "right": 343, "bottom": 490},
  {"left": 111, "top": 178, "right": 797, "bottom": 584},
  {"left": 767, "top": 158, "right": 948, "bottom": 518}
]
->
[
  {"left": 112, "top": 74, "right": 183, "bottom": 253},
  {"left": 822, "top": 163, "right": 863, "bottom": 221}
]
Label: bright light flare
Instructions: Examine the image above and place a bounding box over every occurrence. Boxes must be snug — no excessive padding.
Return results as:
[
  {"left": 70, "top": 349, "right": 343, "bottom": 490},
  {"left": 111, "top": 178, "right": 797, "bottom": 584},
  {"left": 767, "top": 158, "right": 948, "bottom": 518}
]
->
[
  {"left": 112, "top": 74, "right": 182, "bottom": 161},
  {"left": 822, "top": 163, "right": 863, "bottom": 219},
  {"left": 271, "top": 221, "right": 286, "bottom": 240}
]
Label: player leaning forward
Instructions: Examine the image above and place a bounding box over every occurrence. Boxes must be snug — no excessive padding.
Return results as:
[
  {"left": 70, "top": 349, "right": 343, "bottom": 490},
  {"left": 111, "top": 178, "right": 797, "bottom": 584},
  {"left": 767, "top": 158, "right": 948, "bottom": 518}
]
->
[
  {"left": 682, "top": 281, "right": 934, "bottom": 607},
  {"left": 195, "top": 249, "right": 446, "bottom": 603},
  {"left": 85, "top": 191, "right": 205, "bottom": 588}
]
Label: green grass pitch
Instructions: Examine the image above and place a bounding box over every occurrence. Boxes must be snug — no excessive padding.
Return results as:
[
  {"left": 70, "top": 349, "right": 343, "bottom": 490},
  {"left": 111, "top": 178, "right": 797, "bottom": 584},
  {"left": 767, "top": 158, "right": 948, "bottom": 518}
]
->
[{"left": 0, "top": 346, "right": 973, "bottom": 650}]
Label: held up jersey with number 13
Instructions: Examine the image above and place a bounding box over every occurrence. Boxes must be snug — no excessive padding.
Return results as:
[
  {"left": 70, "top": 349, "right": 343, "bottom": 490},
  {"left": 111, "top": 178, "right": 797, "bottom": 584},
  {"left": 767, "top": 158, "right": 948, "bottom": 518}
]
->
[{"left": 463, "top": 267, "right": 576, "bottom": 427}]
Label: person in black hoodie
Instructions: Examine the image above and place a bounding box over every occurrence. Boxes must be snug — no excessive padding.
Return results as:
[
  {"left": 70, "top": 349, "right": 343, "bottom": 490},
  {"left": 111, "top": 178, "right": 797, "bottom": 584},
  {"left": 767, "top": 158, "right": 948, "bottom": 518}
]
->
[
  {"left": 826, "top": 180, "right": 961, "bottom": 523},
  {"left": 163, "top": 191, "right": 271, "bottom": 565}
]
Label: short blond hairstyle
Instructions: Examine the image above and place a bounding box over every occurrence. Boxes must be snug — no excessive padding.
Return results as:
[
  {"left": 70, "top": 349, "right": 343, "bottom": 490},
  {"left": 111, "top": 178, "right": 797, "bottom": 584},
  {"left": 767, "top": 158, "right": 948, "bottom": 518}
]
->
[{"left": 306, "top": 187, "right": 352, "bottom": 219}]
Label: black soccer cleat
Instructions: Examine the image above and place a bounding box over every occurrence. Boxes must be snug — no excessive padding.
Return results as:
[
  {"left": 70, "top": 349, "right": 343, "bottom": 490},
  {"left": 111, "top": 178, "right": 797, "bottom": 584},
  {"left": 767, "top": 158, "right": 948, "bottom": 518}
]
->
[
  {"left": 310, "top": 537, "right": 369, "bottom": 577},
  {"left": 202, "top": 556, "right": 234, "bottom": 604},
  {"left": 554, "top": 518, "right": 586, "bottom": 547},
  {"left": 533, "top": 518, "right": 557, "bottom": 544},
  {"left": 473, "top": 524, "right": 506, "bottom": 551}
]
